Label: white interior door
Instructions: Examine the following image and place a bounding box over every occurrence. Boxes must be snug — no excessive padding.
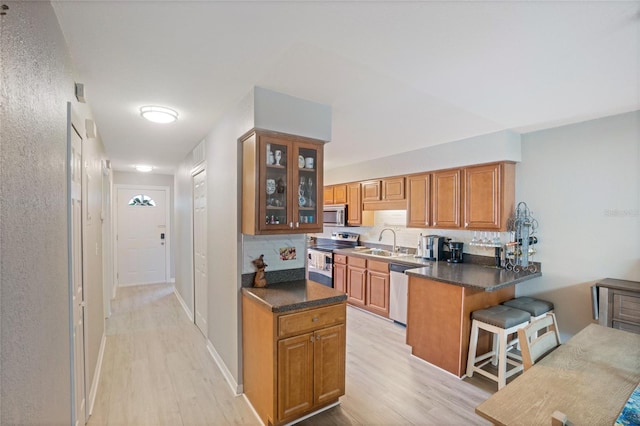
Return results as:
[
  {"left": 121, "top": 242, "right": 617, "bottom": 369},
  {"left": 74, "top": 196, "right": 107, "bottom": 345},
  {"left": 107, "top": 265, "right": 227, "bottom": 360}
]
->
[
  {"left": 69, "top": 118, "right": 86, "bottom": 426},
  {"left": 193, "top": 170, "right": 208, "bottom": 336},
  {"left": 116, "top": 187, "right": 167, "bottom": 286}
]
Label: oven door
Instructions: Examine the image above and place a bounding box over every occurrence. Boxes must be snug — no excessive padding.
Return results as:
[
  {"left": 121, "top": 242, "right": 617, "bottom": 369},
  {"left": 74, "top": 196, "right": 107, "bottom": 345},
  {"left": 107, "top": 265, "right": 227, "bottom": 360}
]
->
[{"left": 307, "top": 249, "right": 333, "bottom": 287}]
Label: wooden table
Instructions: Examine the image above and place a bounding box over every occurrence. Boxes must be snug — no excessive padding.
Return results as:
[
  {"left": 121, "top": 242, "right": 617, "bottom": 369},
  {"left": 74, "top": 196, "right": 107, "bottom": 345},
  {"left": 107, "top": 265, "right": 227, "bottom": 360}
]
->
[{"left": 476, "top": 324, "right": 640, "bottom": 425}]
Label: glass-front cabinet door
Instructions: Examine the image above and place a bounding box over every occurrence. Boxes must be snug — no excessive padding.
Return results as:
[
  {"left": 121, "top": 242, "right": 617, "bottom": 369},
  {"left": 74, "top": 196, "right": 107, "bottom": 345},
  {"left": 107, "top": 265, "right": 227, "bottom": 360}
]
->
[
  {"left": 261, "top": 137, "right": 293, "bottom": 232},
  {"left": 243, "top": 130, "right": 324, "bottom": 235},
  {"left": 294, "top": 141, "right": 323, "bottom": 231}
]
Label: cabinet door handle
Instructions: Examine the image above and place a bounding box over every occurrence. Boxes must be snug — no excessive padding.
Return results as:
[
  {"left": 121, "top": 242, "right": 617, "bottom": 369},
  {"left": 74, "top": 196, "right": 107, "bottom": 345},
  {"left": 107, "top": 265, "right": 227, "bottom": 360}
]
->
[
  {"left": 312, "top": 317, "right": 319, "bottom": 322},
  {"left": 465, "top": 222, "right": 469, "bottom": 227},
  {"left": 289, "top": 222, "right": 293, "bottom": 228},
  {"left": 296, "top": 222, "right": 299, "bottom": 228},
  {"left": 310, "top": 335, "right": 315, "bottom": 342}
]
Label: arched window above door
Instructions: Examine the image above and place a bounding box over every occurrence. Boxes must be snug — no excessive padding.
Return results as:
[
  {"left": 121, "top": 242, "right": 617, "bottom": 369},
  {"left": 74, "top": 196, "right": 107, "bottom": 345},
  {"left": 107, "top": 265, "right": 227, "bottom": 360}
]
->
[{"left": 128, "top": 194, "right": 156, "bottom": 207}]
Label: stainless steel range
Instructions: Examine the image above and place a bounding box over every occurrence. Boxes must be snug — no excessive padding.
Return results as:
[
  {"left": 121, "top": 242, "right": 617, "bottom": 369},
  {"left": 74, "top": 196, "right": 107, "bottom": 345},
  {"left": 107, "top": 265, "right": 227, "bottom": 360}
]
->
[{"left": 306, "top": 232, "right": 360, "bottom": 287}]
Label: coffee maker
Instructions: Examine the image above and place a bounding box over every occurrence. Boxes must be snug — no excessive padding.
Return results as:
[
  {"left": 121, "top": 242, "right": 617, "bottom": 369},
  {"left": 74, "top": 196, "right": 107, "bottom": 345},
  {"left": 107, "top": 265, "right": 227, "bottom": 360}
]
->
[
  {"left": 447, "top": 241, "right": 464, "bottom": 263},
  {"left": 421, "top": 235, "right": 445, "bottom": 261}
]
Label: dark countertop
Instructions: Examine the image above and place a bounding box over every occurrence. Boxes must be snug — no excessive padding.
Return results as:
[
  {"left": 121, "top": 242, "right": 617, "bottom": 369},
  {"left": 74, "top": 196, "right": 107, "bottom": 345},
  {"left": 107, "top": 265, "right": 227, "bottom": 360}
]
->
[
  {"left": 242, "top": 279, "right": 347, "bottom": 313},
  {"left": 334, "top": 247, "right": 541, "bottom": 292}
]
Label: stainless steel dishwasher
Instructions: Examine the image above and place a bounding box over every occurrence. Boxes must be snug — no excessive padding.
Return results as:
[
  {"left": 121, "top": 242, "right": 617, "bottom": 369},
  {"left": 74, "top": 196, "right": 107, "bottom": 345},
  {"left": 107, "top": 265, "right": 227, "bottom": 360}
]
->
[{"left": 389, "top": 263, "right": 413, "bottom": 325}]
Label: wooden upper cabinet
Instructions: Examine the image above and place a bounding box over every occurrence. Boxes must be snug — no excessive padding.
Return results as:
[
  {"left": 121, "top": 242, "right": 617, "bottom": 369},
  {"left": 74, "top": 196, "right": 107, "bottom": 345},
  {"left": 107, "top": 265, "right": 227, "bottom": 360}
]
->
[
  {"left": 333, "top": 184, "right": 347, "bottom": 204},
  {"left": 324, "top": 186, "right": 334, "bottom": 205},
  {"left": 407, "top": 174, "right": 431, "bottom": 228},
  {"left": 241, "top": 129, "right": 324, "bottom": 235},
  {"left": 323, "top": 184, "right": 347, "bottom": 206},
  {"left": 431, "top": 169, "right": 462, "bottom": 228},
  {"left": 463, "top": 162, "right": 515, "bottom": 230},
  {"left": 381, "top": 177, "right": 405, "bottom": 201},
  {"left": 361, "top": 180, "right": 381, "bottom": 202}
]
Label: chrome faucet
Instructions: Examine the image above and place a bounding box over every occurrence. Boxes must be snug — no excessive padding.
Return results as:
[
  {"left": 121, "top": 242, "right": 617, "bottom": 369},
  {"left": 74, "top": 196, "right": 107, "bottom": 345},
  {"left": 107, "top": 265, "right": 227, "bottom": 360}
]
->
[{"left": 378, "top": 228, "right": 397, "bottom": 253}]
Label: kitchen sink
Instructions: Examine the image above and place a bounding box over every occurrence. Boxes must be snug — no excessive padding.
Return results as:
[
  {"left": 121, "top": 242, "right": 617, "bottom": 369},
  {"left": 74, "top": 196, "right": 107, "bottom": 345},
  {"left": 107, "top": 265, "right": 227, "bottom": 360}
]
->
[{"left": 358, "top": 248, "right": 399, "bottom": 257}]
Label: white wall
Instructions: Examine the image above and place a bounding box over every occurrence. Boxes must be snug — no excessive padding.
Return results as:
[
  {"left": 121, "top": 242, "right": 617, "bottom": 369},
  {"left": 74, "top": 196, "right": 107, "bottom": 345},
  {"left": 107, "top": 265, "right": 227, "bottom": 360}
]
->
[
  {"left": 516, "top": 110, "right": 639, "bottom": 338},
  {"left": 1, "top": 1, "right": 106, "bottom": 422}
]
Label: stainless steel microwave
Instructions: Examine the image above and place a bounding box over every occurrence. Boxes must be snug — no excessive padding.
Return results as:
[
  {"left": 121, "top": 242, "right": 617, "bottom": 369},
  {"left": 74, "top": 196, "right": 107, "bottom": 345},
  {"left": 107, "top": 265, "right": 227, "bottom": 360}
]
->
[{"left": 323, "top": 204, "right": 347, "bottom": 227}]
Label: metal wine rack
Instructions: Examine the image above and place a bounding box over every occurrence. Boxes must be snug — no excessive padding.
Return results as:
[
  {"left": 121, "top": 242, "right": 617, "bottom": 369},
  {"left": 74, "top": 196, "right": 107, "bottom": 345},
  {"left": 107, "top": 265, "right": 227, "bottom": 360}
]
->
[{"left": 505, "top": 202, "right": 539, "bottom": 273}]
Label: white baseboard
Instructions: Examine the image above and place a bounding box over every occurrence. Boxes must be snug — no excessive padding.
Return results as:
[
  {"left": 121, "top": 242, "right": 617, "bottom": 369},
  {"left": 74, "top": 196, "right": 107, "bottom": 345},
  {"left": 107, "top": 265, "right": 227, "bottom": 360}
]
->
[
  {"left": 88, "top": 333, "right": 107, "bottom": 416},
  {"left": 206, "top": 341, "right": 243, "bottom": 396},
  {"left": 173, "top": 288, "right": 194, "bottom": 322},
  {"left": 242, "top": 394, "right": 265, "bottom": 426}
]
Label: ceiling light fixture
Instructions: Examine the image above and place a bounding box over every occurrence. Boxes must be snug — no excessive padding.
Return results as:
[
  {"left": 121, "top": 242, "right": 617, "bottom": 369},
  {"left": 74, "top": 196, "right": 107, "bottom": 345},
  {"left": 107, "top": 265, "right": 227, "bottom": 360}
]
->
[
  {"left": 140, "top": 105, "right": 178, "bottom": 124},
  {"left": 135, "top": 164, "right": 153, "bottom": 172}
]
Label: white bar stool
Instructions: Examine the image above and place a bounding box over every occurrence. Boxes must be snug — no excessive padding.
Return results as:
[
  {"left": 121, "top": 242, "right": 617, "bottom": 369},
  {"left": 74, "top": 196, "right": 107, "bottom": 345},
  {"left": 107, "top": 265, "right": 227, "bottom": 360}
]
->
[{"left": 466, "top": 305, "right": 531, "bottom": 390}]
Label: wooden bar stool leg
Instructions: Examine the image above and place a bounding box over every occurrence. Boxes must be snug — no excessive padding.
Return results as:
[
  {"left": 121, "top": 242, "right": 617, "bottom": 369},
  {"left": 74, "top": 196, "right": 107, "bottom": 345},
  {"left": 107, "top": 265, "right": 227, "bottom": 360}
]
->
[{"left": 497, "top": 329, "right": 508, "bottom": 389}]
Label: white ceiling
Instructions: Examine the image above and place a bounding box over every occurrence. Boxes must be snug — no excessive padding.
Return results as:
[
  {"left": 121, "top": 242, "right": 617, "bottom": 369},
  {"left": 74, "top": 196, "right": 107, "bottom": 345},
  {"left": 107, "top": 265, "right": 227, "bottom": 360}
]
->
[{"left": 52, "top": 1, "right": 640, "bottom": 175}]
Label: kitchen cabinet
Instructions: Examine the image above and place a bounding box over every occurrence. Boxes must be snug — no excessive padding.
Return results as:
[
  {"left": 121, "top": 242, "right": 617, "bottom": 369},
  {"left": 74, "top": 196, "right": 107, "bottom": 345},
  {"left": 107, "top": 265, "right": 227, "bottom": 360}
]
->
[
  {"left": 362, "top": 177, "right": 406, "bottom": 211},
  {"left": 431, "top": 168, "right": 462, "bottom": 229},
  {"left": 366, "top": 260, "right": 390, "bottom": 317},
  {"left": 346, "top": 183, "right": 374, "bottom": 226},
  {"left": 406, "top": 276, "right": 514, "bottom": 377},
  {"left": 463, "top": 162, "right": 515, "bottom": 230},
  {"left": 406, "top": 173, "right": 431, "bottom": 228},
  {"left": 346, "top": 256, "right": 367, "bottom": 307},
  {"left": 243, "top": 294, "right": 346, "bottom": 426},
  {"left": 323, "top": 184, "right": 347, "bottom": 206},
  {"left": 241, "top": 129, "right": 324, "bottom": 235},
  {"left": 333, "top": 254, "right": 347, "bottom": 293},
  {"left": 346, "top": 256, "right": 390, "bottom": 318},
  {"left": 361, "top": 180, "right": 381, "bottom": 202}
]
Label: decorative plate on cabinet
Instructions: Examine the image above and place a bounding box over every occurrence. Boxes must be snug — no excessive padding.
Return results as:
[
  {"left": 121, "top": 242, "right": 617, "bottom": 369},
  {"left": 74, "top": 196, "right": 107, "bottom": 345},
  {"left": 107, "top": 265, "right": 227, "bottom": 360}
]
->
[{"left": 298, "top": 155, "right": 305, "bottom": 168}]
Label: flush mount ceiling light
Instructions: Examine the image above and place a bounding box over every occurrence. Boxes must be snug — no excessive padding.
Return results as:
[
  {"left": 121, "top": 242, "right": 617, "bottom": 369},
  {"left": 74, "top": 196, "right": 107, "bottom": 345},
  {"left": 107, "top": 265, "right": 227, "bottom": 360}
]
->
[
  {"left": 140, "top": 105, "right": 178, "bottom": 124},
  {"left": 135, "top": 164, "right": 153, "bottom": 172}
]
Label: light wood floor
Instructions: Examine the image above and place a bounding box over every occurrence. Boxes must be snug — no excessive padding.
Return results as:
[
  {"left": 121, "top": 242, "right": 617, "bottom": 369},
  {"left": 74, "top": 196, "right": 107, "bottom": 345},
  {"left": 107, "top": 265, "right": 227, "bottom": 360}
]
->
[{"left": 89, "top": 283, "right": 494, "bottom": 425}]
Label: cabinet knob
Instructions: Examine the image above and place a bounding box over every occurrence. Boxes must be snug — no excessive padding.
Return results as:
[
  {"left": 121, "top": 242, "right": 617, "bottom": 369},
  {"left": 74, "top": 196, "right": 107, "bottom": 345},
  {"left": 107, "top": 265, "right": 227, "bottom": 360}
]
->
[
  {"left": 312, "top": 317, "right": 319, "bottom": 322},
  {"left": 289, "top": 222, "right": 293, "bottom": 228},
  {"left": 296, "top": 222, "right": 299, "bottom": 228},
  {"left": 465, "top": 222, "right": 469, "bottom": 227}
]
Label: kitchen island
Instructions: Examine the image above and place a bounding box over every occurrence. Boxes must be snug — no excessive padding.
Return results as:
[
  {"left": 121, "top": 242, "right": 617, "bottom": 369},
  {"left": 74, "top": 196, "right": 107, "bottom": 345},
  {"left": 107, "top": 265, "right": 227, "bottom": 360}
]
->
[
  {"left": 405, "top": 263, "right": 540, "bottom": 377},
  {"left": 242, "top": 280, "right": 347, "bottom": 426}
]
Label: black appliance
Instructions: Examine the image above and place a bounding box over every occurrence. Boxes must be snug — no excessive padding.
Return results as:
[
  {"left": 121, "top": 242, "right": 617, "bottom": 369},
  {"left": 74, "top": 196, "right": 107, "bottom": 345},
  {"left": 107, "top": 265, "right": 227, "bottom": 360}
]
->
[{"left": 448, "top": 241, "right": 464, "bottom": 263}]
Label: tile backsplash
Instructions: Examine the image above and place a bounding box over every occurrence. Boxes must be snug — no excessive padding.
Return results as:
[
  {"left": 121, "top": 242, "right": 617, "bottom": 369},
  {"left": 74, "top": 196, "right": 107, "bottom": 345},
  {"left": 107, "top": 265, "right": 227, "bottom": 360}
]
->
[
  {"left": 314, "top": 210, "right": 514, "bottom": 258},
  {"left": 242, "top": 234, "right": 307, "bottom": 274}
]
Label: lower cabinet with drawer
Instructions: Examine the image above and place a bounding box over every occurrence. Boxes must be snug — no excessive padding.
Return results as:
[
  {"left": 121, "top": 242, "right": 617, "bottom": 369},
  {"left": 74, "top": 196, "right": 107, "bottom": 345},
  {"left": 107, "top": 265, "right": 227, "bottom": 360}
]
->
[{"left": 242, "top": 295, "right": 346, "bottom": 426}]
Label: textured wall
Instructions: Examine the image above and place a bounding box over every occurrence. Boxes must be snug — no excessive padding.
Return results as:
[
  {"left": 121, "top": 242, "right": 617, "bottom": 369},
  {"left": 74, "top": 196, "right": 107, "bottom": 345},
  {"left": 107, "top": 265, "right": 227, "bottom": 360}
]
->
[{"left": 0, "top": 1, "right": 73, "bottom": 423}]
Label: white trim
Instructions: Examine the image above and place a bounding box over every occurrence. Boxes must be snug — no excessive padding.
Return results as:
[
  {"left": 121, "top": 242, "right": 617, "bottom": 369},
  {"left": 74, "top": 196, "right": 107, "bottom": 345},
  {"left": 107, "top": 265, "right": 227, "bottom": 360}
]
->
[
  {"left": 242, "top": 394, "right": 265, "bottom": 426},
  {"left": 206, "top": 341, "right": 242, "bottom": 396},
  {"left": 173, "top": 287, "right": 194, "bottom": 322},
  {"left": 169, "top": 278, "right": 175, "bottom": 283},
  {"left": 88, "top": 333, "right": 107, "bottom": 416},
  {"left": 113, "top": 184, "right": 171, "bottom": 287}
]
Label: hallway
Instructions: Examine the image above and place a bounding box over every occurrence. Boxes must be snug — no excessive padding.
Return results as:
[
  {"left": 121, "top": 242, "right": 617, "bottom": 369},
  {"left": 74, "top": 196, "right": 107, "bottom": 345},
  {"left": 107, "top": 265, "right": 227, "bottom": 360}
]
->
[{"left": 89, "top": 284, "right": 255, "bottom": 425}]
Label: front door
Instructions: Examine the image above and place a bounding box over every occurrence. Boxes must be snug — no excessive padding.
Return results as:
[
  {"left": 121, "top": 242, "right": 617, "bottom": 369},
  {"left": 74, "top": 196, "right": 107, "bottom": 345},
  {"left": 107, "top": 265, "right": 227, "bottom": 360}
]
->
[
  {"left": 193, "top": 169, "right": 208, "bottom": 336},
  {"left": 69, "top": 110, "right": 86, "bottom": 425},
  {"left": 116, "top": 187, "right": 167, "bottom": 286}
]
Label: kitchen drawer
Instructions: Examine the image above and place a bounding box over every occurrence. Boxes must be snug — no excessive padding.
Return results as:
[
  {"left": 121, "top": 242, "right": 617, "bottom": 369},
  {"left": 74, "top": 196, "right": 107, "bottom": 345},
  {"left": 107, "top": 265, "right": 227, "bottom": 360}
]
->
[
  {"left": 347, "top": 256, "right": 367, "bottom": 268},
  {"left": 368, "top": 259, "right": 389, "bottom": 273},
  {"left": 334, "top": 254, "right": 347, "bottom": 264},
  {"left": 278, "top": 303, "right": 346, "bottom": 338}
]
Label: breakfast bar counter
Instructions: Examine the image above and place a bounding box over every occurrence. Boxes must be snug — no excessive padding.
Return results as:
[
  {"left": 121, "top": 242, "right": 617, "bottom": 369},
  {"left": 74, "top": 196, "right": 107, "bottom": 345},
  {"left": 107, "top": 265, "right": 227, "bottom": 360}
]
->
[{"left": 405, "top": 265, "right": 541, "bottom": 377}]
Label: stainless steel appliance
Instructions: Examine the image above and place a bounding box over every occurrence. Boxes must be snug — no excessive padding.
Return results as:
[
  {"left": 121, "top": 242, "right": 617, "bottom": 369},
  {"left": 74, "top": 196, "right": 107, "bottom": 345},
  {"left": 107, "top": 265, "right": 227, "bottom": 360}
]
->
[
  {"left": 306, "top": 232, "right": 359, "bottom": 287},
  {"left": 422, "top": 235, "right": 445, "bottom": 260},
  {"left": 389, "top": 263, "right": 413, "bottom": 325},
  {"left": 323, "top": 204, "right": 347, "bottom": 227},
  {"left": 448, "top": 241, "right": 464, "bottom": 263}
]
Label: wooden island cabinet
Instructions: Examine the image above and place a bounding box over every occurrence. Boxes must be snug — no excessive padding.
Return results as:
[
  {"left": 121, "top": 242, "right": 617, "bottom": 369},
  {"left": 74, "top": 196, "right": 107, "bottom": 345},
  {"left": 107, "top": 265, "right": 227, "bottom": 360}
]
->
[
  {"left": 242, "top": 285, "right": 346, "bottom": 426},
  {"left": 406, "top": 274, "right": 515, "bottom": 377}
]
